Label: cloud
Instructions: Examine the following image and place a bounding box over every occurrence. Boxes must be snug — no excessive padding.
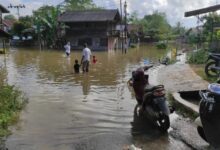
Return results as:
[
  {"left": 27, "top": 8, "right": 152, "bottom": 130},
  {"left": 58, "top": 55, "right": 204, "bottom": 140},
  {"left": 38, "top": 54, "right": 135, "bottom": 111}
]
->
[{"left": 1, "top": 0, "right": 219, "bottom": 27}]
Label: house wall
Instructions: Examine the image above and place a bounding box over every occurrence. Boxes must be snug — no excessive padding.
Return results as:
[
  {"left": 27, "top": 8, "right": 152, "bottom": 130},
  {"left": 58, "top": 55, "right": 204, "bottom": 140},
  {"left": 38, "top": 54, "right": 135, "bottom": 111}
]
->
[{"left": 65, "top": 22, "right": 118, "bottom": 51}]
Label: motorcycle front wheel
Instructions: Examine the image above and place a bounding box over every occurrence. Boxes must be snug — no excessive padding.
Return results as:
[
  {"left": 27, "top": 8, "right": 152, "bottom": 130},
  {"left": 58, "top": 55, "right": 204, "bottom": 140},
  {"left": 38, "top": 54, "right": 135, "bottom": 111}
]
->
[
  {"left": 156, "top": 113, "right": 170, "bottom": 132},
  {"left": 205, "top": 61, "right": 219, "bottom": 77}
]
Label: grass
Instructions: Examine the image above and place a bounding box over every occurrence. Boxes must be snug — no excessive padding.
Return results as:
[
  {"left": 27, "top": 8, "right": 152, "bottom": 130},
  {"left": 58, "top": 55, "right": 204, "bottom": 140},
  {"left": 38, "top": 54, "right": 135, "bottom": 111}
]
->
[
  {"left": 190, "top": 64, "right": 217, "bottom": 83},
  {"left": 167, "top": 93, "right": 198, "bottom": 120},
  {"left": 0, "top": 85, "right": 27, "bottom": 137}
]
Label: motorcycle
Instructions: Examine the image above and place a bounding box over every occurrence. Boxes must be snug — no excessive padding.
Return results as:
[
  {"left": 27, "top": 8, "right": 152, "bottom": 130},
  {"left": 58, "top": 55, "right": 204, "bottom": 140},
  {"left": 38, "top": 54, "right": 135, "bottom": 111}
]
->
[
  {"left": 195, "top": 83, "right": 220, "bottom": 148},
  {"left": 205, "top": 53, "right": 220, "bottom": 77},
  {"left": 128, "top": 65, "right": 172, "bottom": 132}
]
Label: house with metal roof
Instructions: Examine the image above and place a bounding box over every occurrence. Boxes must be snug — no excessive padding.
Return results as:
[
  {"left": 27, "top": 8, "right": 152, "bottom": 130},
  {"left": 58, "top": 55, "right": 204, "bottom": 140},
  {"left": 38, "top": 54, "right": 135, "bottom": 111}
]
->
[
  {"left": 58, "top": 9, "right": 121, "bottom": 50},
  {"left": 0, "top": 4, "right": 10, "bottom": 54}
]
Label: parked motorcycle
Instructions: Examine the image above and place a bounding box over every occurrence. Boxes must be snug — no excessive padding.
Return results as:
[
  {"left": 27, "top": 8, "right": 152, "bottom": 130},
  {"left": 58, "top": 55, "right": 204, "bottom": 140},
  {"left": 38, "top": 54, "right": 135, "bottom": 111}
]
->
[
  {"left": 205, "top": 53, "right": 220, "bottom": 77},
  {"left": 128, "top": 65, "right": 171, "bottom": 132},
  {"left": 195, "top": 83, "right": 220, "bottom": 148}
]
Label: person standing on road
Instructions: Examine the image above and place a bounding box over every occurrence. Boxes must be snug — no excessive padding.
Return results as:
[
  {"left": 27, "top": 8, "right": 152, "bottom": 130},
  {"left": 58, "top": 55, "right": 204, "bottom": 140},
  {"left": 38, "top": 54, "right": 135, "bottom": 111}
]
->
[
  {"left": 64, "top": 41, "right": 71, "bottom": 57},
  {"left": 81, "top": 43, "right": 92, "bottom": 72}
]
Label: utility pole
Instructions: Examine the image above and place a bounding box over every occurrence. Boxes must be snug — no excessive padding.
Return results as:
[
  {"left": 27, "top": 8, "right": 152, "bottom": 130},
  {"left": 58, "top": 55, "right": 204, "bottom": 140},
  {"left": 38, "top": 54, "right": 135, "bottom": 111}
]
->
[
  {"left": 8, "top": 4, "right": 25, "bottom": 19},
  {"left": 124, "top": 1, "right": 127, "bottom": 54},
  {"left": 120, "top": 0, "right": 124, "bottom": 53}
]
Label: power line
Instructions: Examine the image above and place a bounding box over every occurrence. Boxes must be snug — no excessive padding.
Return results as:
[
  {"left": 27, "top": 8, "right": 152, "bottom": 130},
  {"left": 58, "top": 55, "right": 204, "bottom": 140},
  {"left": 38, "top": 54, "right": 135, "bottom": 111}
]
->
[{"left": 8, "top": 3, "right": 25, "bottom": 19}]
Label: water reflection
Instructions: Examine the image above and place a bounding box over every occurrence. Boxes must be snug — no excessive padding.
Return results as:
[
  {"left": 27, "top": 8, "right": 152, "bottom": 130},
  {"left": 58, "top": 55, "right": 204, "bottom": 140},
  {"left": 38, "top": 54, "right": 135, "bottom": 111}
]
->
[
  {"left": 81, "top": 74, "right": 91, "bottom": 96},
  {"left": 131, "top": 104, "right": 163, "bottom": 137},
  {"left": 130, "top": 105, "right": 189, "bottom": 150}
]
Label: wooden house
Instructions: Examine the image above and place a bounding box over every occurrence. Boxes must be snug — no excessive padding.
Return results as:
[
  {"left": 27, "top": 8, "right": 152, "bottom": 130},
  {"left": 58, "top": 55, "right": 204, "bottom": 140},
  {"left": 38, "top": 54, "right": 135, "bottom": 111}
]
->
[
  {"left": 0, "top": 5, "right": 10, "bottom": 54},
  {"left": 58, "top": 9, "right": 121, "bottom": 51}
]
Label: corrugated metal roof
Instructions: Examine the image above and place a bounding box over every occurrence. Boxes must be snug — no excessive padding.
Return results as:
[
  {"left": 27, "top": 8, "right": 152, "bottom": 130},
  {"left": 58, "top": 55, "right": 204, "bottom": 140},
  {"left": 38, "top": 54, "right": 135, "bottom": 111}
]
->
[
  {"left": 185, "top": 4, "right": 220, "bottom": 17},
  {"left": 58, "top": 9, "right": 120, "bottom": 22},
  {"left": 3, "top": 20, "right": 15, "bottom": 27},
  {"left": 0, "top": 5, "right": 9, "bottom": 13}
]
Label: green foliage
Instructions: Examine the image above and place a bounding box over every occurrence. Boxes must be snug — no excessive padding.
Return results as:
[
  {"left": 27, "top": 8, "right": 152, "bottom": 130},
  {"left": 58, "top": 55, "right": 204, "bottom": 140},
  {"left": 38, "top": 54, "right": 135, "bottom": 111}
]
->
[
  {"left": 0, "top": 85, "right": 27, "bottom": 137},
  {"left": 187, "top": 49, "right": 208, "bottom": 64},
  {"left": 202, "top": 13, "right": 220, "bottom": 42},
  {"left": 19, "top": 16, "right": 33, "bottom": 28},
  {"left": 4, "top": 14, "right": 16, "bottom": 21},
  {"left": 138, "top": 11, "right": 171, "bottom": 41},
  {"left": 172, "top": 22, "right": 185, "bottom": 35},
  {"left": 128, "top": 11, "right": 139, "bottom": 24},
  {"left": 33, "top": 6, "right": 60, "bottom": 47},
  {"left": 156, "top": 42, "right": 167, "bottom": 49},
  {"left": 12, "top": 22, "right": 27, "bottom": 38},
  {"left": 65, "top": 0, "right": 99, "bottom": 10},
  {"left": 130, "top": 43, "right": 137, "bottom": 48}
]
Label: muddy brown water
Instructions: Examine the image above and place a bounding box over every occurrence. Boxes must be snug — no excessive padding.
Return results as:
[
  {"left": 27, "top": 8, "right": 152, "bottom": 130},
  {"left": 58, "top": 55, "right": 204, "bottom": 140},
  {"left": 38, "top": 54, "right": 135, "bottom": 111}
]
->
[{"left": 0, "top": 45, "right": 190, "bottom": 150}]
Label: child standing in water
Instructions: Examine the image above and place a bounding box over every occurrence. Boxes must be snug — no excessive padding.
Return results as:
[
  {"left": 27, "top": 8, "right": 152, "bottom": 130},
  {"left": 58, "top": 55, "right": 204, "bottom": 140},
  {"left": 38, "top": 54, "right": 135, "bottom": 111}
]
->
[
  {"left": 74, "top": 59, "right": 80, "bottom": 73},
  {"left": 92, "top": 56, "right": 97, "bottom": 64},
  {"left": 64, "top": 42, "right": 71, "bottom": 56}
]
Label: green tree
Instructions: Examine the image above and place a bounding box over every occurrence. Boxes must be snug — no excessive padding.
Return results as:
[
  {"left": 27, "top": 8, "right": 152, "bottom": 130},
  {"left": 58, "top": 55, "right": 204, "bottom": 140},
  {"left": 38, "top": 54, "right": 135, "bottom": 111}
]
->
[
  {"left": 200, "top": 13, "right": 220, "bottom": 41},
  {"left": 19, "top": 16, "right": 33, "bottom": 28},
  {"left": 65, "top": 0, "right": 98, "bottom": 10},
  {"left": 4, "top": 14, "right": 16, "bottom": 21},
  {"left": 33, "top": 6, "right": 60, "bottom": 48},
  {"left": 12, "top": 22, "right": 26, "bottom": 38},
  {"left": 139, "top": 11, "right": 171, "bottom": 41},
  {"left": 172, "top": 22, "right": 185, "bottom": 35},
  {"left": 128, "top": 11, "right": 139, "bottom": 24}
]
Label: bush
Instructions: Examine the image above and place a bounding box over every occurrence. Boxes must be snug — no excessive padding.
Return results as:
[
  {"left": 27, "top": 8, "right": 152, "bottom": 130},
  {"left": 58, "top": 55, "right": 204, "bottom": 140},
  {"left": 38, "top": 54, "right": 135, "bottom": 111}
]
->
[
  {"left": 130, "top": 43, "right": 137, "bottom": 48},
  {"left": 187, "top": 49, "right": 208, "bottom": 64},
  {"left": 0, "top": 85, "right": 27, "bottom": 136},
  {"left": 156, "top": 42, "right": 167, "bottom": 49}
]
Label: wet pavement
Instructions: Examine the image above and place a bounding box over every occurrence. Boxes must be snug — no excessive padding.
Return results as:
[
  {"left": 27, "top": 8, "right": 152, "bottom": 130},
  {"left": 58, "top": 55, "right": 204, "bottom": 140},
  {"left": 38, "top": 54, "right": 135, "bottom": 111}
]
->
[
  {"left": 0, "top": 46, "right": 208, "bottom": 150},
  {"left": 156, "top": 53, "right": 210, "bottom": 149},
  {"left": 157, "top": 53, "right": 209, "bottom": 93}
]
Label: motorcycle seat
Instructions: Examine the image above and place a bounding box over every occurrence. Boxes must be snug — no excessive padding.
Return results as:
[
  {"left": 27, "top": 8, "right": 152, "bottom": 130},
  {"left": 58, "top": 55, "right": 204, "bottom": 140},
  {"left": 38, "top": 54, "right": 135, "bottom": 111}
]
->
[
  {"left": 144, "top": 85, "right": 164, "bottom": 93},
  {"left": 211, "top": 53, "right": 220, "bottom": 57},
  {"left": 208, "top": 83, "right": 220, "bottom": 95}
]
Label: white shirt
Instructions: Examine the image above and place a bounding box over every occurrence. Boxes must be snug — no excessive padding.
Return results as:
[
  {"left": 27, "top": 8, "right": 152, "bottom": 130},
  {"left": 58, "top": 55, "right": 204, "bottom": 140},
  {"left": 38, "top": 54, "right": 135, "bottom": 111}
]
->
[
  {"left": 64, "top": 44, "right": 71, "bottom": 54},
  {"left": 82, "top": 47, "right": 92, "bottom": 61}
]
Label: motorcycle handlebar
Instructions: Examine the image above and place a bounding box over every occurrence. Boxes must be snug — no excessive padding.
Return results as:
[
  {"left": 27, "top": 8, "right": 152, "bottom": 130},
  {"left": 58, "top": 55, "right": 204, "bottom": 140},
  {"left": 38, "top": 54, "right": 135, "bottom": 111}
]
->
[{"left": 143, "top": 64, "right": 153, "bottom": 71}]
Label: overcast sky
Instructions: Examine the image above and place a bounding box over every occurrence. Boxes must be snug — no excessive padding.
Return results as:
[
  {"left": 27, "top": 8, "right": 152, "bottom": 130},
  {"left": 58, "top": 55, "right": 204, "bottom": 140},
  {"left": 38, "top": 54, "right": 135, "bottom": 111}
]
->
[{"left": 1, "top": 0, "right": 219, "bottom": 28}]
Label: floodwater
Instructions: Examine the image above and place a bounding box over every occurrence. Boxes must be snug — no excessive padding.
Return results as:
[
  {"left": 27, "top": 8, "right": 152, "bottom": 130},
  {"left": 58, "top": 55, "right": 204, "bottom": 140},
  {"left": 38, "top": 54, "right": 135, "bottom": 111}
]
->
[{"left": 1, "top": 44, "right": 190, "bottom": 150}]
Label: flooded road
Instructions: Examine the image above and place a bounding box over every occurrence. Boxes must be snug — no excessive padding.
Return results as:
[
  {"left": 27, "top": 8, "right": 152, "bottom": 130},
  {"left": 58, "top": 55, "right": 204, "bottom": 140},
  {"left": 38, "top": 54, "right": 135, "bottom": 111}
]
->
[{"left": 1, "top": 45, "right": 191, "bottom": 149}]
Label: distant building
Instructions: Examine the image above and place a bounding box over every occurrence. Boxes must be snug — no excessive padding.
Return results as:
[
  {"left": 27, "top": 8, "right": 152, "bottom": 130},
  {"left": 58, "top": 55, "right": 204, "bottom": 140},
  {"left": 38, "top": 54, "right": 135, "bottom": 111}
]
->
[
  {"left": 0, "top": 5, "right": 10, "bottom": 53},
  {"left": 3, "top": 19, "right": 15, "bottom": 32},
  {"left": 58, "top": 9, "right": 121, "bottom": 50}
]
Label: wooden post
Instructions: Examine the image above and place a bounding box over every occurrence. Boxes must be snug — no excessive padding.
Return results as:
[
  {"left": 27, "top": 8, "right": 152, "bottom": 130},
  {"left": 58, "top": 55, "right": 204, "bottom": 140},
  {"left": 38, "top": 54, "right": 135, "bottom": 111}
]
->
[{"left": 120, "top": 0, "right": 124, "bottom": 53}]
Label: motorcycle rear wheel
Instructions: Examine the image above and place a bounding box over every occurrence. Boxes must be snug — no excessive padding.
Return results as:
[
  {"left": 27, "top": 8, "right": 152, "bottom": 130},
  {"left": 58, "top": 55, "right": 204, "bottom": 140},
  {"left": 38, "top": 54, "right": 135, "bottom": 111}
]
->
[
  {"left": 205, "top": 61, "right": 219, "bottom": 77},
  {"left": 197, "top": 126, "right": 208, "bottom": 142},
  {"left": 156, "top": 113, "right": 170, "bottom": 132}
]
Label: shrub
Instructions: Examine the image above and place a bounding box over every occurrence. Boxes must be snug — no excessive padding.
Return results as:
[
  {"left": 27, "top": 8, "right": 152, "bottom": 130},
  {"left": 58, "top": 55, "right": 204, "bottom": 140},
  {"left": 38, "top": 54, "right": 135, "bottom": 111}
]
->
[
  {"left": 156, "top": 42, "right": 167, "bottom": 49},
  {"left": 187, "top": 49, "right": 208, "bottom": 64},
  {"left": 0, "top": 85, "right": 27, "bottom": 136}
]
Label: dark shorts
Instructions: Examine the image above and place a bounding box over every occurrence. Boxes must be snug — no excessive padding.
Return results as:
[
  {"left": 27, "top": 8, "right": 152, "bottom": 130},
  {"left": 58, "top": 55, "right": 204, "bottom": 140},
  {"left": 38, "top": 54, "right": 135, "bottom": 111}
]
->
[
  {"left": 66, "top": 52, "right": 70, "bottom": 56},
  {"left": 82, "top": 60, "right": 89, "bottom": 72}
]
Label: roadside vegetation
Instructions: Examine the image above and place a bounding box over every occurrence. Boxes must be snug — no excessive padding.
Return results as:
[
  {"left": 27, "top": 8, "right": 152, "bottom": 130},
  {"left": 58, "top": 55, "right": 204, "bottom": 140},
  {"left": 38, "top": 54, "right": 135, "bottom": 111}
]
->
[
  {"left": 186, "top": 13, "right": 220, "bottom": 83},
  {"left": 0, "top": 68, "right": 27, "bottom": 137}
]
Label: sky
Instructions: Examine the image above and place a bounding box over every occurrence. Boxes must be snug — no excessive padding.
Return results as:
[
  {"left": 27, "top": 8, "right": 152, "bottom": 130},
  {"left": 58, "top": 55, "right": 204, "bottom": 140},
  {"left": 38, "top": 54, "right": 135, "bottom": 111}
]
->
[{"left": 1, "top": 0, "right": 219, "bottom": 28}]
